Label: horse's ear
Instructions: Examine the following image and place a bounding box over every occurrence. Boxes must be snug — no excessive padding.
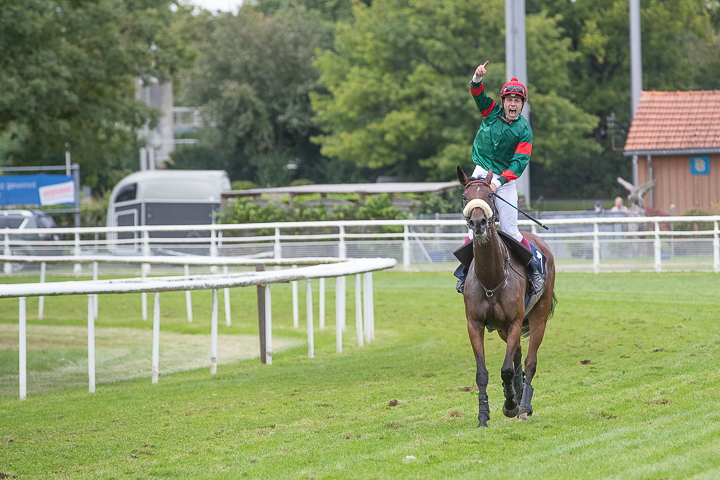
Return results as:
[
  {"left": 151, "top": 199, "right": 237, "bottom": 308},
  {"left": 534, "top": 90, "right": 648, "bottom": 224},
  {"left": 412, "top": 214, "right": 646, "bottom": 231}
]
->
[
  {"left": 485, "top": 168, "right": 493, "bottom": 185},
  {"left": 457, "top": 166, "right": 469, "bottom": 186}
]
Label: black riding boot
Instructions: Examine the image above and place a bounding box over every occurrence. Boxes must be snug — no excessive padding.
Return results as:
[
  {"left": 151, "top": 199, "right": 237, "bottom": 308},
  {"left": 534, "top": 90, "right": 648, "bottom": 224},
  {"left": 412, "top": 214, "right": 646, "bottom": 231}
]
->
[
  {"left": 454, "top": 264, "right": 468, "bottom": 294},
  {"left": 526, "top": 258, "right": 544, "bottom": 295}
]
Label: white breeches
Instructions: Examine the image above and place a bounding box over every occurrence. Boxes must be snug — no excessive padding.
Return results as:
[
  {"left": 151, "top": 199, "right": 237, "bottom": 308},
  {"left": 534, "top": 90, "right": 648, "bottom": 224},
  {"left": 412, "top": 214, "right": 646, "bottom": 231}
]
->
[{"left": 469, "top": 165, "right": 523, "bottom": 243}]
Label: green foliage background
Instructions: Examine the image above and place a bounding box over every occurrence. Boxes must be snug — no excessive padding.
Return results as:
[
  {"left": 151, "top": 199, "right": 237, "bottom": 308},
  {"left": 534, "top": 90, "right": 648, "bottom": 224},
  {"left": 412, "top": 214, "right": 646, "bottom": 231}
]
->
[{"left": 2, "top": 0, "right": 719, "bottom": 203}]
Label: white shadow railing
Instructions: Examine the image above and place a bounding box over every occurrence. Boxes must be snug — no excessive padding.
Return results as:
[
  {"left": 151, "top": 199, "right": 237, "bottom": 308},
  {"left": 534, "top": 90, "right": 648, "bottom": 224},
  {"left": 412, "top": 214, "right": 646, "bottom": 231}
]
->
[{"left": 6, "top": 257, "right": 396, "bottom": 400}]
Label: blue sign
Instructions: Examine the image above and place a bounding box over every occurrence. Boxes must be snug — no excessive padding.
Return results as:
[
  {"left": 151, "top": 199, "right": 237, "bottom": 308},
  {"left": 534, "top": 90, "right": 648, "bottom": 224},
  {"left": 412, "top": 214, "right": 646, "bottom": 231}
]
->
[
  {"left": 690, "top": 156, "right": 710, "bottom": 175},
  {"left": 0, "top": 174, "right": 75, "bottom": 206}
]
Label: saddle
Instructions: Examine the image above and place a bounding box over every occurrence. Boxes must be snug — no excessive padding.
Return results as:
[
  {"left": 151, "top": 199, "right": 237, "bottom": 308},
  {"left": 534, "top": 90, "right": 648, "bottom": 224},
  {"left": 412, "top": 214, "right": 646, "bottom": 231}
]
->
[
  {"left": 453, "top": 231, "right": 533, "bottom": 268},
  {"left": 453, "top": 232, "right": 546, "bottom": 314}
]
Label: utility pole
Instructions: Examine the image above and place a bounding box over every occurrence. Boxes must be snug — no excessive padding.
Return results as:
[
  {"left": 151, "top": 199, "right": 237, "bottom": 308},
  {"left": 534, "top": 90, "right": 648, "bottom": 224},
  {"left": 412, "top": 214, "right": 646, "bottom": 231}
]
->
[
  {"left": 505, "top": 0, "right": 531, "bottom": 208},
  {"left": 629, "top": 0, "right": 642, "bottom": 187}
]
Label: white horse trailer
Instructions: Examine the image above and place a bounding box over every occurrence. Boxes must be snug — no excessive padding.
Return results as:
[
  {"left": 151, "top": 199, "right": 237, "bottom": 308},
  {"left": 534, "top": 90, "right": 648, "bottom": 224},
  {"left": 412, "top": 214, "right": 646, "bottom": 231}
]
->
[{"left": 107, "top": 170, "right": 231, "bottom": 254}]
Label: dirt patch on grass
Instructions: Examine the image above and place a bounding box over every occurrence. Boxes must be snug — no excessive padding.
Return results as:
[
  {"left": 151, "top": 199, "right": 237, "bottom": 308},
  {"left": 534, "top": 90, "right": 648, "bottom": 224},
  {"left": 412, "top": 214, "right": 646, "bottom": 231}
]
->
[{"left": 0, "top": 325, "right": 300, "bottom": 396}]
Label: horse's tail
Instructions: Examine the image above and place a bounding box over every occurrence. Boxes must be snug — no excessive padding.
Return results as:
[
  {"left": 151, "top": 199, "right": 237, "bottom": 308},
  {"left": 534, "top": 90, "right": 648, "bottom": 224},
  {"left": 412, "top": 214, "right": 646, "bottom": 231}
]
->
[
  {"left": 521, "top": 292, "right": 557, "bottom": 338},
  {"left": 548, "top": 292, "right": 558, "bottom": 319}
]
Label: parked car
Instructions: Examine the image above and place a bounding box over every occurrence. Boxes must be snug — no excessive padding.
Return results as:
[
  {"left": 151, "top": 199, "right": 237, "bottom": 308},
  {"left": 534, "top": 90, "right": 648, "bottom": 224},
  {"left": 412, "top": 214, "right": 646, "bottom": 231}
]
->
[
  {"left": 0, "top": 210, "right": 61, "bottom": 270},
  {"left": 0, "top": 210, "right": 60, "bottom": 241}
]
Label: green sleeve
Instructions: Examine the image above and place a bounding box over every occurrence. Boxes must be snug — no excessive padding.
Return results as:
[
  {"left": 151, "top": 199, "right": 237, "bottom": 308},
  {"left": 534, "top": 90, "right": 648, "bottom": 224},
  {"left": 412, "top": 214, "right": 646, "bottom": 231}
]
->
[
  {"left": 498, "top": 127, "right": 533, "bottom": 185},
  {"left": 469, "top": 80, "right": 496, "bottom": 118}
]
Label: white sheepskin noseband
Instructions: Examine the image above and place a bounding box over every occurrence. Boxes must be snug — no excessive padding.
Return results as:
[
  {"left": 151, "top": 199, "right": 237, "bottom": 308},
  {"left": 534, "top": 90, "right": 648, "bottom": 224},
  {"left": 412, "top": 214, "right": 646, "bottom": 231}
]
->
[{"left": 463, "top": 199, "right": 493, "bottom": 219}]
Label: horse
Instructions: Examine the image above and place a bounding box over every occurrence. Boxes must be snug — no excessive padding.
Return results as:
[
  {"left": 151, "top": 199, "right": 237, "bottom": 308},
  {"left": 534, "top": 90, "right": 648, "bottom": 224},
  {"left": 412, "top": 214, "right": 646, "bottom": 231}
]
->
[{"left": 457, "top": 166, "right": 557, "bottom": 427}]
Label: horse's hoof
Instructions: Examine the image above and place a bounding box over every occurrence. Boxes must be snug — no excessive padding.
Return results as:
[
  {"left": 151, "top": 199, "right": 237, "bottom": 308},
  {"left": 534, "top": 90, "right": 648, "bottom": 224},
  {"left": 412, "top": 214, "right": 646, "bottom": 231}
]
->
[
  {"left": 503, "top": 405, "right": 519, "bottom": 418},
  {"left": 517, "top": 413, "right": 529, "bottom": 422},
  {"left": 477, "top": 421, "right": 488, "bottom": 428}
]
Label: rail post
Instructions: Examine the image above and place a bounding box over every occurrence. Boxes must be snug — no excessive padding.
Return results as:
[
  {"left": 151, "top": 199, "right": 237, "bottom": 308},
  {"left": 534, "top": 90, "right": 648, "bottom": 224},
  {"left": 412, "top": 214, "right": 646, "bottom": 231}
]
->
[
  {"left": 265, "top": 284, "right": 272, "bottom": 365},
  {"left": 713, "top": 220, "right": 719, "bottom": 274},
  {"left": 274, "top": 227, "right": 282, "bottom": 260},
  {"left": 363, "top": 272, "right": 371, "bottom": 344},
  {"left": 87, "top": 295, "right": 95, "bottom": 393},
  {"left": 319, "top": 277, "right": 325, "bottom": 330},
  {"left": 355, "top": 274, "right": 363, "bottom": 347},
  {"left": 292, "top": 265, "right": 299, "bottom": 328},
  {"left": 38, "top": 262, "right": 46, "bottom": 320},
  {"left": 4, "top": 232, "right": 10, "bottom": 275},
  {"left": 223, "top": 265, "right": 231, "bottom": 326},
  {"left": 92, "top": 261, "right": 99, "bottom": 319},
  {"left": 141, "top": 266, "right": 147, "bottom": 321},
  {"left": 306, "top": 279, "right": 314, "bottom": 359},
  {"left": 654, "top": 222, "right": 662, "bottom": 273},
  {"left": 335, "top": 276, "right": 343, "bottom": 353},
  {"left": 593, "top": 223, "right": 600, "bottom": 274},
  {"left": 184, "top": 264, "right": 193, "bottom": 322},
  {"left": 152, "top": 292, "right": 160, "bottom": 383},
  {"left": 19, "top": 297, "right": 26, "bottom": 400},
  {"left": 364, "top": 272, "right": 375, "bottom": 342},
  {"left": 211, "top": 289, "right": 218, "bottom": 374},
  {"left": 338, "top": 225, "right": 347, "bottom": 259},
  {"left": 142, "top": 230, "right": 150, "bottom": 277},
  {"left": 256, "top": 264, "right": 266, "bottom": 363},
  {"left": 74, "top": 232, "right": 82, "bottom": 277},
  {"left": 210, "top": 228, "right": 218, "bottom": 274},
  {"left": 403, "top": 225, "right": 411, "bottom": 271}
]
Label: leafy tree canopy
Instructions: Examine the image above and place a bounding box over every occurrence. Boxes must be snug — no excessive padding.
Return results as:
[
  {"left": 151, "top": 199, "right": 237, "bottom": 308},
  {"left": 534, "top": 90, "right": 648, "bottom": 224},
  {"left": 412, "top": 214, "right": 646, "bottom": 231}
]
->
[
  {"left": 0, "top": 0, "right": 192, "bottom": 190},
  {"left": 310, "top": 0, "right": 600, "bottom": 185}
]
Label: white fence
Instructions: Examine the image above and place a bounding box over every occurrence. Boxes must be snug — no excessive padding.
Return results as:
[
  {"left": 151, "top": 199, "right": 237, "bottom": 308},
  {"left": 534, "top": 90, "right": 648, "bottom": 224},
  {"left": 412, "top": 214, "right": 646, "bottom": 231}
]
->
[
  {"left": 1, "top": 216, "right": 718, "bottom": 274},
  {"left": 5, "top": 258, "right": 396, "bottom": 400}
]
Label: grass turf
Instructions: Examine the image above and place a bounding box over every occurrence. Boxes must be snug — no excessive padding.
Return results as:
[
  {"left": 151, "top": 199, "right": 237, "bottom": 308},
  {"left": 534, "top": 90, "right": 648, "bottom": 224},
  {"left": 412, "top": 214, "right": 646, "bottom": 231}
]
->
[{"left": 1, "top": 272, "right": 719, "bottom": 479}]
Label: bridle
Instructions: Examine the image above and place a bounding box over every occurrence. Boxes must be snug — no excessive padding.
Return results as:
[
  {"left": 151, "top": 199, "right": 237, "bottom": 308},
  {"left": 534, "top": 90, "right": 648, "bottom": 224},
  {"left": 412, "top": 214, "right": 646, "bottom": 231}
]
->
[
  {"left": 463, "top": 179, "right": 498, "bottom": 224},
  {"left": 463, "top": 179, "right": 507, "bottom": 298}
]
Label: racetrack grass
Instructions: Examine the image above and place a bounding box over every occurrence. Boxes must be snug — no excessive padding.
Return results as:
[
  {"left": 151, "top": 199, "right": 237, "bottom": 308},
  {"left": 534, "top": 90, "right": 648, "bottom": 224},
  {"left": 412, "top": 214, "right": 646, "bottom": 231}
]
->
[{"left": 1, "top": 272, "right": 720, "bottom": 479}]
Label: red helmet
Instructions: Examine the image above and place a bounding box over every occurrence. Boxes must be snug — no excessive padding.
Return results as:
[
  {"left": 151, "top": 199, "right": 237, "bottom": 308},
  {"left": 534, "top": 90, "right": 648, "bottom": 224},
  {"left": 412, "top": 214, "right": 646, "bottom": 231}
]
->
[{"left": 500, "top": 78, "right": 527, "bottom": 100}]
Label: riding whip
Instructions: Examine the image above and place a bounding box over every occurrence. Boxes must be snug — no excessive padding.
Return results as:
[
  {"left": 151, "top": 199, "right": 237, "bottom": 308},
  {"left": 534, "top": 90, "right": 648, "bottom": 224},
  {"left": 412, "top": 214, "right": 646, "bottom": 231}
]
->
[{"left": 492, "top": 192, "right": 549, "bottom": 230}]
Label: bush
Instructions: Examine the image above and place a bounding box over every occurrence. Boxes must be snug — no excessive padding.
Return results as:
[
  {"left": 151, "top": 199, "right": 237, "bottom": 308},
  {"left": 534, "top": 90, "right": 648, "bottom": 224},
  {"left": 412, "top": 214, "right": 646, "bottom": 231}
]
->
[
  {"left": 674, "top": 208, "right": 714, "bottom": 232},
  {"left": 414, "top": 187, "right": 463, "bottom": 215},
  {"left": 231, "top": 180, "right": 258, "bottom": 191},
  {"left": 218, "top": 194, "right": 407, "bottom": 235}
]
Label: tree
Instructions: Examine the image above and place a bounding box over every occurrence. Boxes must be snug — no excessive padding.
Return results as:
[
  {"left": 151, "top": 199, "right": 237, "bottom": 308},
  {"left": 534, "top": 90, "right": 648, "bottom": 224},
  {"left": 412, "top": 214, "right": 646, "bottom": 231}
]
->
[
  {"left": 178, "top": 6, "right": 334, "bottom": 187},
  {"left": 311, "top": 0, "right": 600, "bottom": 186},
  {"left": 0, "top": 0, "right": 192, "bottom": 190}
]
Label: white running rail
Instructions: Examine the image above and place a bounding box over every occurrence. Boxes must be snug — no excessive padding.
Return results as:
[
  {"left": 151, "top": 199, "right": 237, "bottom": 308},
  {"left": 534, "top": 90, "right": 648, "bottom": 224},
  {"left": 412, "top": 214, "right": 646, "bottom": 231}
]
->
[
  {"left": 1, "top": 216, "right": 718, "bottom": 274},
  {"left": 9, "top": 257, "right": 395, "bottom": 400}
]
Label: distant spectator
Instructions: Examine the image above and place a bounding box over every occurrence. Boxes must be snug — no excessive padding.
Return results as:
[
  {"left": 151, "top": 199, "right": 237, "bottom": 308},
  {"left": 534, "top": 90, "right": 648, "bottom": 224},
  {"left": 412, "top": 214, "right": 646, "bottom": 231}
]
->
[
  {"left": 611, "top": 197, "right": 628, "bottom": 212},
  {"left": 594, "top": 200, "right": 604, "bottom": 214}
]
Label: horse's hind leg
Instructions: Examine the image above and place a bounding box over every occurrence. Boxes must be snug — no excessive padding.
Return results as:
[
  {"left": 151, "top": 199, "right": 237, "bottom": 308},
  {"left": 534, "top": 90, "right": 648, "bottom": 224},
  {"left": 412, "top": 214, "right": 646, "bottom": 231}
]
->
[
  {"left": 499, "top": 324, "right": 522, "bottom": 418},
  {"left": 467, "top": 320, "right": 490, "bottom": 427},
  {"left": 518, "top": 312, "right": 549, "bottom": 421}
]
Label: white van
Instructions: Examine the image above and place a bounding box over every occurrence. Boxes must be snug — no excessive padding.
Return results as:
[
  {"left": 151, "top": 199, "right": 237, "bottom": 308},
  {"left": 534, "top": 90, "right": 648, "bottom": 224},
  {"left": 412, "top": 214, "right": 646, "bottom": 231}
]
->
[{"left": 107, "top": 170, "right": 231, "bottom": 249}]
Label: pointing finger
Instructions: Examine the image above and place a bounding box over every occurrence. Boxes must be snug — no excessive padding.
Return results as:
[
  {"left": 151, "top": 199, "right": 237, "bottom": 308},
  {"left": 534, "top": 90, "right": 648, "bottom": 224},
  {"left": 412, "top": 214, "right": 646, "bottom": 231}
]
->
[{"left": 483, "top": 61, "right": 489, "bottom": 67}]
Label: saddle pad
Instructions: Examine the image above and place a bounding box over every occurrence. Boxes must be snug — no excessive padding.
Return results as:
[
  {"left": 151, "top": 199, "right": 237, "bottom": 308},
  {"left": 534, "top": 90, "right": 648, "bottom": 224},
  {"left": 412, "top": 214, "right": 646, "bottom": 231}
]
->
[
  {"left": 452, "top": 241, "right": 474, "bottom": 268},
  {"left": 497, "top": 231, "right": 534, "bottom": 266},
  {"left": 453, "top": 232, "right": 535, "bottom": 268},
  {"left": 524, "top": 243, "right": 548, "bottom": 313}
]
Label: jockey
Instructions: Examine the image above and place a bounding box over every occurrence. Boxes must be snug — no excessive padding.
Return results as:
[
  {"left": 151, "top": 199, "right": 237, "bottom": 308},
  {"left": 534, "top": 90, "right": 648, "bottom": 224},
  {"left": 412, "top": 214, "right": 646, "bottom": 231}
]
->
[{"left": 455, "top": 60, "right": 544, "bottom": 296}]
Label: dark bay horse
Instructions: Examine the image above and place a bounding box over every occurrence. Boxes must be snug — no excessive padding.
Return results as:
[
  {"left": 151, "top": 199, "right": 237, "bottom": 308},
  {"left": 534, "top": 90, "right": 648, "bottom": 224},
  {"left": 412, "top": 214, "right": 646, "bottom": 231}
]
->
[{"left": 458, "top": 166, "right": 556, "bottom": 427}]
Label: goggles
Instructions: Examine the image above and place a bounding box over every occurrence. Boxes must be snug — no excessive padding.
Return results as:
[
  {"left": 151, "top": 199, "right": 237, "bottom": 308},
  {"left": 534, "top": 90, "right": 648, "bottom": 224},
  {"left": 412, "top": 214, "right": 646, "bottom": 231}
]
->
[{"left": 501, "top": 85, "right": 526, "bottom": 96}]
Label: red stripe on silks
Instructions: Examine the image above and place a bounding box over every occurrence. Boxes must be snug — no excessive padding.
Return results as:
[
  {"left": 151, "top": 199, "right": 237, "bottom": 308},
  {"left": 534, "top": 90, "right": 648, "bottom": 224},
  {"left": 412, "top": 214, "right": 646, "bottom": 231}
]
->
[
  {"left": 515, "top": 142, "right": 532, "bottom": 155},
  {"left": 480, "top": 99, "right": 495, "bottom": 117},
  {"left": 501, "top": 170, "right": 518, "bottom": 181},
  {"left": 469, "top": 83, "right": 484, "bottom": 96}
]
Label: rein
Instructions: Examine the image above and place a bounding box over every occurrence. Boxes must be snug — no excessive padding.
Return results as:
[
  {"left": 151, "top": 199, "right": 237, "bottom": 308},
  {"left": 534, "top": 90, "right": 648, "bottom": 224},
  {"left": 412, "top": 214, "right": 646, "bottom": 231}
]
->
[
  {"left": 475, "top": 235, "right": 510, "bottom": 299},
  {"left": 464, "top": 178, "right": 507, "bottom": 298}
]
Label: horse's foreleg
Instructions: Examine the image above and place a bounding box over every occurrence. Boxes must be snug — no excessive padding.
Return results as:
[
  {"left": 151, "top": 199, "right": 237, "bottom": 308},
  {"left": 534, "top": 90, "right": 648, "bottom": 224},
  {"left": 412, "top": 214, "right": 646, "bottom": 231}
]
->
[
  {"left": 518, "top": 317, "right": 548, "bottom": 421},
  {"left": 500, "top": 324, "right": 522, "bottom": 418},
  {"left": 467, "top": 319, "right": 490, "bottom": 427}
]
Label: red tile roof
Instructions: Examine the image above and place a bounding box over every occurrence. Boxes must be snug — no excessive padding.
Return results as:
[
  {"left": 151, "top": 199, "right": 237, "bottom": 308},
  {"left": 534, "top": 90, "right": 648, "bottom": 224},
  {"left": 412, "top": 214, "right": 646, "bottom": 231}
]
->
[{"left": 624, "top": 90, "right": 720, "bottom": 153}]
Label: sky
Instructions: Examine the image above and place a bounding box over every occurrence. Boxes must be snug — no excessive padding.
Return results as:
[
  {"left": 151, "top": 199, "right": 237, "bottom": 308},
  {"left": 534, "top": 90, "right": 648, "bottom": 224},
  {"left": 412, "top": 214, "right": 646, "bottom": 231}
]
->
[{"left": 186, "top": 0, "right": 243, "bottom": 13}]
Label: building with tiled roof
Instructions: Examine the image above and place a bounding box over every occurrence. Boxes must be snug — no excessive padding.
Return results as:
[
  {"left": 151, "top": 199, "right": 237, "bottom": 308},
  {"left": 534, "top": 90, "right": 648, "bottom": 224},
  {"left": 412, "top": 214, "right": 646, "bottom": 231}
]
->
[{"left": 624, "top": 90, "right": 720, "bottom": 213}]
